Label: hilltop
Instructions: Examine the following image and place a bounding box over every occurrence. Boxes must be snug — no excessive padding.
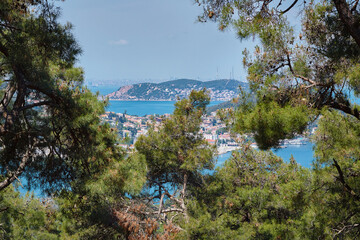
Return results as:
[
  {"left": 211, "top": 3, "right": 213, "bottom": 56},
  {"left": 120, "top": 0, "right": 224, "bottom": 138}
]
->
[{"left": 106, "top": 79, "right": 247, "bottom": 101}]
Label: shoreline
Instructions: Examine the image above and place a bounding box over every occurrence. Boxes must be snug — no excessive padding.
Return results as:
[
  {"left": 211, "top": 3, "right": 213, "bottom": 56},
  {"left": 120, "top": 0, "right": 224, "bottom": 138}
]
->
[
  {"left": 106, "top": 99, "right": 232, "bottom": 102},
  {"left": 217, "top": 145, "right": 239, "bottom": 155}
]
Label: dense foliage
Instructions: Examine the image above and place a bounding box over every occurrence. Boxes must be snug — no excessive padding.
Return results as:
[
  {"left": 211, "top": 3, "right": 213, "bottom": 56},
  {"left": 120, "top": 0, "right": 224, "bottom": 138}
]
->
[
  {"left": 183, "top": 146, "right": 313, "bottom": 239},
  {"left": 193, "top": 0, "right": 360, "bottom": 238},
  {"left": 0, "top": 0, "right": 126, "bottom": 194},
  {"left": 113, "top": 89, "right": 216, "bottom": 238},
  {"left": 2, "top": 0, "right": 360, "bottom": 239},
  {"left": 0, "top": 1, "right": 144, "bottom": 239}
]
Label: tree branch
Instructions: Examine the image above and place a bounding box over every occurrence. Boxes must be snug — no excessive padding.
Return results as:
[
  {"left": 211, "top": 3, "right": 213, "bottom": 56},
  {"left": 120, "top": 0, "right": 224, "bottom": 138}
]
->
[
  {"left": 0, "top": 83, "right": 16, "bottom": 113},
  {"left": 0, "top": 147, "right": 32, "bottom": 191},
  {"left": 0, "top": 207, "right": 9, "bottom": 213},
  {"left": 181, "top": 173, "right": 189, "bottom": 223},
  {"left": 351, "top": 0, "right": 360, "bottom": 12},
  {"left": 334, "top": 223, "right": 360, "bottom": 237},
  {"left": 328, "top": 101, "right": 360, "bottom": 120},
  {"left": 15, "top": 100, "right": 51, "bottom": 111},
  {"left": 333, "top": 0, "right": 360, "bottom": 47},
  {"left": 286, "top": 53, "right": 329, "bottom": 89},
  {"left": 159, "top": 208, "right": 184, "bottom": 214},
  {"left": 281, "top": 0, "right": 299, "bottom": 14},
  {"left": 158, "top": 192, "right": 165, "bottom": 216},
  {"left": 163, "top": 190, "right": 182, "bottom": 206},
  {"left": 333, "top": 159, "right": 360, "bottom": 201}
]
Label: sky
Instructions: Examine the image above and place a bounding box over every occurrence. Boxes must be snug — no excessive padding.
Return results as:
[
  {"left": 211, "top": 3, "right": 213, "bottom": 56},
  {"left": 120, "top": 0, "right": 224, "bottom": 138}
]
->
[{"left": 57, "top": 0, "right": 257, "bottom": 85}]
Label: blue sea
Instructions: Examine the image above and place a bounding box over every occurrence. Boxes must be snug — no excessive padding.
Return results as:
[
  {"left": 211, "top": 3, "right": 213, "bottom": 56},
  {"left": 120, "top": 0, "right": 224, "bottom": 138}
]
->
[
  {"left": 107, "top": 100, "right": 224, "bottom": 116},
  {"left": 216, "top": 142, "right": 314, "bottom": 169},
  {"left": 18, "top": 84, "right": 315, "bottom": 196},
  {"left": 87, "top": 85, "right": 223, "bottom": 115},
  {"left": 89, "top": 85, "right": 315, "bottom": 168}
]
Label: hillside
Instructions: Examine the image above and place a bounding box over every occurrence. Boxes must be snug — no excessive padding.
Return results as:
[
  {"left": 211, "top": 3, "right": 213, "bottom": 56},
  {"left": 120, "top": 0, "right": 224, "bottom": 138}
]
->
[
  {"left": 206, "top": 100, "right": 239, "bottom": 113},
  {"left": 106, "top": 79, "right": 247, "bottom": 101}
]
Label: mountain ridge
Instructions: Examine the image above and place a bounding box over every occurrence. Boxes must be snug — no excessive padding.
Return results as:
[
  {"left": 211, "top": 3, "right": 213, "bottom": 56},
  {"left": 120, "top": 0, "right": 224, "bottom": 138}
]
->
[{"left": 107, "top": 79, "right": 247, "bottom": 101}]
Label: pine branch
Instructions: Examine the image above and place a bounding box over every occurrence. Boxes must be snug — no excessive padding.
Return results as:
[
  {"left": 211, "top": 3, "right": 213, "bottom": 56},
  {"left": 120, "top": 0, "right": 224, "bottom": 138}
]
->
[
  {"left": 333, "top": 159, "right": 360, "bottom": 201},
  {"left": 0, "top": 147, "right": 32, "bottom": 191}
]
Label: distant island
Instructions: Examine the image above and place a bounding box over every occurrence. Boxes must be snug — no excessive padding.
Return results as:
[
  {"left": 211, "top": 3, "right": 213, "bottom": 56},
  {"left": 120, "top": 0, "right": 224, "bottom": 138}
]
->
[{"left": 106, "top": 79, "right": 247, "bottom": 101}]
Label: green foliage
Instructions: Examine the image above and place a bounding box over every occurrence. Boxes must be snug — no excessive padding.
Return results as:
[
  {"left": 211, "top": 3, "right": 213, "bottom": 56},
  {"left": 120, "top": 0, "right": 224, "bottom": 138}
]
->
[
  {"left": 4, "top": 0, "right": 360, "bottom": 239},
  {"left": 48, "top": 145, "right": 147, "bottom": 239},
  {"left": 197, "top": 0, "right": 360, "bottom": 135},
  {"left": 0, "top": 1, "right": 147, "bottom": 238},
  {"left": 234, "top": 101, "right": 310, "bottom": 149},
  {"left": 194, "top": 0, "right": 360, "bottom": 238},
  {"left": 0, "top": 0, "right": 128, "bottom": 195},
  {"left": 314, "top": 109, "right": 360, "bottom": 165},
  {"left": 86, "top": 153, "right": 147, "bottom": 199},
  {"left": 136, "top": 89, "right": 215, "bottom": 188},
  {"left": 134, "top": 89, "right": 216, "bottom": 230},
  {"left": 183, "top": 145, "right": 312, "bottom": 239},
  {"left": 309, "top": 109, "right": 360, "bottom": 239},
  {"left": 0, "top": 186, "right": 61, "bottom": 240}
]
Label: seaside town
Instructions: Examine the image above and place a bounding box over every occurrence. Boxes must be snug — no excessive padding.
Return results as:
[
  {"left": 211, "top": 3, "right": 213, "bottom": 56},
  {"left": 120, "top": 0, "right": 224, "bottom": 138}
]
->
[
  {"left": 100, "top": 110, "right": 314, "bottom": 155},
  {"left": 105, "top": 79, "right": 242, "bottom": 101}
]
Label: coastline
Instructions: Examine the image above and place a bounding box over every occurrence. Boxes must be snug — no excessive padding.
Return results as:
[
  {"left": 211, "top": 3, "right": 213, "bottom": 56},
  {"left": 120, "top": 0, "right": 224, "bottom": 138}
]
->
[
  {"left": 107, "top": 99, "right": 175, "bottom": 101},
  {"left": 217, "top": 145, "right": 239, "bottom": 155},
  {"left": 106, "top": 98, "right": 233, "bottom": 102}
]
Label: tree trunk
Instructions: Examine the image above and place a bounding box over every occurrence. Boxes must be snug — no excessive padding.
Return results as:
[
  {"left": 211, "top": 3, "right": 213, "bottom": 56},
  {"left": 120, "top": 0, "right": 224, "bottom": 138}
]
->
[
  {"left": 0, "top": 148, "right": 31, "bottom": 191},
  {"left": 333, "top": 0, "right": 360, "bottom": 48},
  {"left": 181, "top": 173, "right": 189, "bottom": 223}
]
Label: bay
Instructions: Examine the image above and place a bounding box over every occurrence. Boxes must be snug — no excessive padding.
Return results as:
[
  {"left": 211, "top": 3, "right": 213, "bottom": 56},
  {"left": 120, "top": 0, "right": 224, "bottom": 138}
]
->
[
  {"left": 87, "top": 84, "right": 120, "bottom": 95},
  {"left": 272, "top": 142, "right": 314, "bottom": 168},
  {"left": 87, "top": 84, "right": 224, "bottom": 115},
  {"left": 107, "top": 100, "right": 224, "bottom": 116},
  {"left": 87, "top": 84, "right": 315, "bottom": 167},
  {"left": 19, "top": 85, "right": 315, "bottom": 196},
  {"left": 215, "top": 142, "right": 314, "bottom": 169}
]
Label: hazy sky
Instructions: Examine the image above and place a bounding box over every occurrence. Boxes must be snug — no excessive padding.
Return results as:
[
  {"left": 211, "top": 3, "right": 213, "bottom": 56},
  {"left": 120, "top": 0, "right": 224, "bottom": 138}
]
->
[{"left": 58, "top": 0, "right": 256, "bottom": 84}]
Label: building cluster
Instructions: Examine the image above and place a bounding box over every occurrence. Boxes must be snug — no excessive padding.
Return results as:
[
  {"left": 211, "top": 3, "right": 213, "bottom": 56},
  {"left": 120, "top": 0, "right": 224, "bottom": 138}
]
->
[
  {"left": 100, "top": 111, "right": 240, "bottom": 153},
  {"left": 100, "top": 110, "right": 313, "bottom": 154},
  {"left": 168, "top": 88, "right": 237, "bottom": 101}
]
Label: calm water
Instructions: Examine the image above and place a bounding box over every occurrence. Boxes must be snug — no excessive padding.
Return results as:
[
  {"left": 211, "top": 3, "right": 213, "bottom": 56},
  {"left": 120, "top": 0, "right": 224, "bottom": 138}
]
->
[
  {"left": 273, "top": 142, "right": 314, "bottom": 168},
  {"left": 88, "top": 85, "right": 316, "bottom": 167},
  {"left": 19, "top": 85, "right": 315, "bottom": 195},
  {"left": 87, "top": 84, "right": 223, "bottom": 115},
  {"left": 216, "top": 142, "right": 314, "bottom": 169},
  {"left": 107, "top": 100, "right": 223, "bottom": 116}
]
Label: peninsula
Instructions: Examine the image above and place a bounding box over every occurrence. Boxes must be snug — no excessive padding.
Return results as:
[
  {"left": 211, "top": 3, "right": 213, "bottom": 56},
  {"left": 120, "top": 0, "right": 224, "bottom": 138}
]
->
[{"left": 106, "top": 79, "right": 247, "bottom": 101}]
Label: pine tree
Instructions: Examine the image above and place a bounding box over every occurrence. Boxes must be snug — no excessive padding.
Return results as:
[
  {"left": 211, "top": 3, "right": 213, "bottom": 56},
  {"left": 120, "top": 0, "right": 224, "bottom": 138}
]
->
[
  {"left": 196, "top": 0, "right": 360, "bottom": 237},
  {"left": 0, "top": 0, "right": 124, "bottom": 194},
  {"left": 134, "top": 89, "right": 216, "bottom": 231}
]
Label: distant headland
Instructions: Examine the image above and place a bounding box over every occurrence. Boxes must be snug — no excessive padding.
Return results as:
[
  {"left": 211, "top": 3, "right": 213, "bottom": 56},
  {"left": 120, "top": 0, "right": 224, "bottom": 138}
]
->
[{"left": 106, "top": 79, "right": 248, "bottom": 101}]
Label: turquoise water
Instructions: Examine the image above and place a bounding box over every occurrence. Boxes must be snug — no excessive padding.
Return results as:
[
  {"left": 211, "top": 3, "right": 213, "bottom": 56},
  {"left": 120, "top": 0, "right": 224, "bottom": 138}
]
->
[
  {"left": 273, "top": 142, "right": 314, "bottom": 168},
  {"left": 88, "top": 85, "right": 316, "bottom": 167},
  {"left": 18, "top": 85, "right": 315, "bottom": 195},
  {"left": 87, "top": 84, "right": 223, "bottom": 115},
  {"left": 107, "top": 100, "right": 223, "bottom": 116},
  {"left": 215, "top": 142, "right": 314, "bottom": 169}
]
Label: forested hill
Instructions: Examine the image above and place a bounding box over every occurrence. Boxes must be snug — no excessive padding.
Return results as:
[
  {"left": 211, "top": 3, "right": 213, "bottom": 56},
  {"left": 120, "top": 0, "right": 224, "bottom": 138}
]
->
[
  {"left": 206, "top": 100, "right": 239, "bottom": 113},
  {"left": 106, "top": 79, "right": 247, "bottom": 101}
]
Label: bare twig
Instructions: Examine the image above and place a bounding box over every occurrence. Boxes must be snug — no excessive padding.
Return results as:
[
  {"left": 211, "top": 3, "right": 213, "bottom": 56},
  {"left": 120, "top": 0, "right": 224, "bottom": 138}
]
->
[
  {"left": 351, "top": 0, "right": 360, "bottom": 12},
  {"left": 281, "top": 0, "right": 299, "bottom": 14}
]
